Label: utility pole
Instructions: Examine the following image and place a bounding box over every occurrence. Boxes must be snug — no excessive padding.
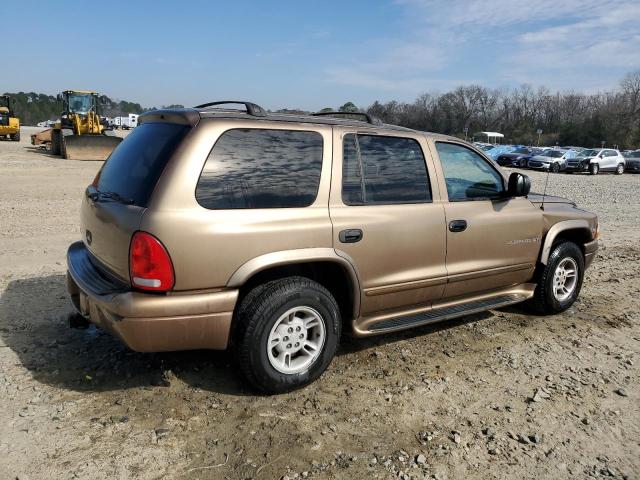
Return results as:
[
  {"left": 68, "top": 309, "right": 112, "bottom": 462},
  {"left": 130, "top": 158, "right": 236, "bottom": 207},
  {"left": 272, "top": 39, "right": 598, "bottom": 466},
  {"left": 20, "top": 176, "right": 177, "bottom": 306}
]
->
[{"left": 536, "top": 129, "right": 542, "bottom": 146}]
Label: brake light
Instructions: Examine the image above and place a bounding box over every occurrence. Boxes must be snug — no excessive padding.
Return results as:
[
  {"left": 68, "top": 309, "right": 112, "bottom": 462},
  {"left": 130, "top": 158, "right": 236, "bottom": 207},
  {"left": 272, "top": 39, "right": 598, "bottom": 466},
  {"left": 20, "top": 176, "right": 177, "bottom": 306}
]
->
[{"left": 129, "top": 231, "right": 174, "bottom": 292}]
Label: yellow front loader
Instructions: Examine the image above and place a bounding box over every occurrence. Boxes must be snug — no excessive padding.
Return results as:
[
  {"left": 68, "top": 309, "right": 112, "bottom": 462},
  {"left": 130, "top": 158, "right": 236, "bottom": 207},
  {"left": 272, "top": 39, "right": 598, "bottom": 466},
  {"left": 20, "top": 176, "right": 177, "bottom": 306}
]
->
[
  {"left": 50, "top": 90, "right": 122, "bottom": 160},
  {"left": 0, "top": 95, "right": 20, "bottom": 141}
]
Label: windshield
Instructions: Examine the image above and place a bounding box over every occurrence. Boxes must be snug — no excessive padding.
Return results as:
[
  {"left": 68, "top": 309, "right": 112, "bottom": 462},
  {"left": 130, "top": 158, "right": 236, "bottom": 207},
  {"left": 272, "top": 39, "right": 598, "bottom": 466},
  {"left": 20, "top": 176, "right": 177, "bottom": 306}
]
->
[
  {"left": 544, "top": 150, "right": 564, "bottom": 158},
  {"left": 67, "top": 93, "right": 95, "bottom": 114},
  {"left": 623, "top": 151, "right": 640, "bottom": 158},
  {"left": 579, "top": 149, "right": 598, "bottom": 157},
  {"left": 94, "top": 122, "right": 190, "bottom": 207}
]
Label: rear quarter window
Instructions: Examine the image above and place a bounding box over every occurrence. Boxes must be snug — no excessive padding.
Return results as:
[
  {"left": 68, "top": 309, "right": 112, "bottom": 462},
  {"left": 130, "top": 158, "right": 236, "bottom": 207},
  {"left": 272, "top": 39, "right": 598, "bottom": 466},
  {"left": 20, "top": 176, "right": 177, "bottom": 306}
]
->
[
  {"left": 196, "top": 128, "right": 323, "bottom": 209},
  {"left": 95, "top": 122, "right": 190, "bottom": 207}
]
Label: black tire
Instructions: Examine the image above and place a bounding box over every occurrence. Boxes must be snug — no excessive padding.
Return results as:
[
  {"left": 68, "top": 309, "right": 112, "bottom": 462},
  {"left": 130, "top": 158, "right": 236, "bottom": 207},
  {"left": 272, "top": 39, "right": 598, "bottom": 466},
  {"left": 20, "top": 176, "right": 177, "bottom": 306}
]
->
[
  {"left": 551, "top": 162, "right": 560, "bottom": 173},
  {"left": 51, "top": 129, "right": 61, "bottom": 155},
  {"left": 528, "top": 241, "right": 584, "bottom": 315},
  {"left": 235, "top": 277, "right": 341, "bottom": 393},
  {"left": 519, "top": 159, "right": 527, "bottom": 168},
  {"left": 11, "top": 132, "right": 20, "bottom": 142},
  {"left": 61, "top": 135, "right": 67, "bottom": 159},
  {"left": 616, "top": 163, "right": 624, "bottom": 175},
  {"left": 589, "top": 163, "right": 599, "bottom": 175}
]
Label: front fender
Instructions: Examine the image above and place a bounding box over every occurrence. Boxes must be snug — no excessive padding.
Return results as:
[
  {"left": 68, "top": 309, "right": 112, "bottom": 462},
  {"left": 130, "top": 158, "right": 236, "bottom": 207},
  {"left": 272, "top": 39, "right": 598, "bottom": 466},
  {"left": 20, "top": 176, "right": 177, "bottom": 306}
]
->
[{"left": 540, "top": 219, "right": 591, "bottom": 265}]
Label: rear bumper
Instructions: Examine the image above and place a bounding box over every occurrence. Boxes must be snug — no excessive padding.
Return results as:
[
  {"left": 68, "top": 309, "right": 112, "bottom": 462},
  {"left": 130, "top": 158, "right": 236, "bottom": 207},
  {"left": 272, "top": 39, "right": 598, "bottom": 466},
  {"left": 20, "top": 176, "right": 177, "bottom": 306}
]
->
[
  {"left": 66, "top": 241, "right": 238, "bottom": 352},
  {"left": 584, "top": 239, "right": 598, "bottom": 269}
]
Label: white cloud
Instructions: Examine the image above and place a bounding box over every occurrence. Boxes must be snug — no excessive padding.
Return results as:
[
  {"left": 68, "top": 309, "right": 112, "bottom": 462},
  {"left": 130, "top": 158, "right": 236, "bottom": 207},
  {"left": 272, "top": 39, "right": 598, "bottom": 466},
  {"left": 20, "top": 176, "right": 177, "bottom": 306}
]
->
[{"left": 327, "top": 0, "right": 640, "bottom": 93}]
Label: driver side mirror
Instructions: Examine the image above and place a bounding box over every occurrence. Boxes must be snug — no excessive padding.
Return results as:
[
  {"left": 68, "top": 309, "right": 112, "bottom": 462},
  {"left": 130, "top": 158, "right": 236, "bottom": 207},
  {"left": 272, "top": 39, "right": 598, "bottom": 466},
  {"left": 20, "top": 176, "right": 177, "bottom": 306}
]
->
[{"left": 507, "top": 172, "right": 531, "bottom": 197}]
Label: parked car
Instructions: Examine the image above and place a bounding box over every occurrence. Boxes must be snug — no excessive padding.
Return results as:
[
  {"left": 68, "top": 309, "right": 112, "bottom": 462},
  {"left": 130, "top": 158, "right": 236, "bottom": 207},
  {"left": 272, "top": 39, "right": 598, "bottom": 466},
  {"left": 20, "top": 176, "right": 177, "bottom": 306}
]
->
[
  {"left": 565, "top": 148, "right": 626, "bottom": 175},
  {"left": 622, "top": 150, "right": 640, "bottom": 173},
  {"left": 485, "top": 145, "right": 515, "bottom": 160},
  {"left": 66, "top": 101, "right": 599, "bottom": 393},
  {"left": 527, "top": 149, "right": 577, "bottom": 172},
  {"left": 495, "top": 147, "right": 536, "bottom": 168}
]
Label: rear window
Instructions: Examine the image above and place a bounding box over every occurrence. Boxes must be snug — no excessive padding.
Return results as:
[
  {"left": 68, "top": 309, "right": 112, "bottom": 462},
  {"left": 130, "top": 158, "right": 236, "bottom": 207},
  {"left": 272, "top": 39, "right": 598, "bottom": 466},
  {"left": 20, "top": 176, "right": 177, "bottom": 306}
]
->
[
  {"left": 196, "top": 128, "right": 323, "bottom": 209},
  {"left": 95, "top": 122, "right": 189, "bottom": 207},
  {"left": 342, "top": 133, "right": 431, "bottom": 205}
]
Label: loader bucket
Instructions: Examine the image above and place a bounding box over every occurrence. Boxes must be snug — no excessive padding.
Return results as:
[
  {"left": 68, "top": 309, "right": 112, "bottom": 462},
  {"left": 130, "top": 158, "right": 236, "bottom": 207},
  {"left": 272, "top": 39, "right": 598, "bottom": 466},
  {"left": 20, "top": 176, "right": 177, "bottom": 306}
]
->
[{"left": 62, "top": 135, "right": 123, "bottom": 161}]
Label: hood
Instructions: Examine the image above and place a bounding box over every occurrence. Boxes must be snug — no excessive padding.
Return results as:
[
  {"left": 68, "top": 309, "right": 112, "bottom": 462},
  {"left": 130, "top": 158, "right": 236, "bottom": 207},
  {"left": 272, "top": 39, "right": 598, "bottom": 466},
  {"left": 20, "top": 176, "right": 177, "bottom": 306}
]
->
[{"left": 527, "top": 193, "right": 576, "bottom": 206}]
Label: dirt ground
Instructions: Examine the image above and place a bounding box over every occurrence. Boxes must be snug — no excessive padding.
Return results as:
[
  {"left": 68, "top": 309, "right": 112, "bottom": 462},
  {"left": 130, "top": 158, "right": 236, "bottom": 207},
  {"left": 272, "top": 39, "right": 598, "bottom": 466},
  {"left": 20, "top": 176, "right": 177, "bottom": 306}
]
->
[{"left": 1, "top": 127, "right": 639, "bottom": 480}]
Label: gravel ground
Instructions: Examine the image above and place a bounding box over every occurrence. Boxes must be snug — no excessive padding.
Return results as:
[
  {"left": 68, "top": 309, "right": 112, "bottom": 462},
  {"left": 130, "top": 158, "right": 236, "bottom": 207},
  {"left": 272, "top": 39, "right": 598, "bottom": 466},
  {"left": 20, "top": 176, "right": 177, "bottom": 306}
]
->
[{"left": 1, "top": 127, "right": 639, "bottom": 480}]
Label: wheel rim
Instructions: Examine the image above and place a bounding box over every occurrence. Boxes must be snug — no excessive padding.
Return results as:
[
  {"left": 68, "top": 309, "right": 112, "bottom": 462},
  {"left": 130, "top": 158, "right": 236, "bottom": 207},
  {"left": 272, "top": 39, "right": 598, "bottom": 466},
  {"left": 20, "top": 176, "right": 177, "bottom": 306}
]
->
[
  {"left": 553, "top": 257, "right": 578, "bottom": 302},
  {"left": 267, "top": 306, "right": 326, "bottom": 374},
  {"left": 617, "top": 164, "right": 624, "bottom": 174}
]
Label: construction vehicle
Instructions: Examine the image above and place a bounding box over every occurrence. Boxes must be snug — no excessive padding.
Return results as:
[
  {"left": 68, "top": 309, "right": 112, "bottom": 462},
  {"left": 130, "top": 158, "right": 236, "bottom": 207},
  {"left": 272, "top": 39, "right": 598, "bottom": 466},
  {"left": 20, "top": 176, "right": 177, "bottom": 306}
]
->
[
  {"left": 0, "top": 95, "right": 20, "bottom": 141},
  {"left": 50, "top": 90, "right": 122, "bottom": 160}
]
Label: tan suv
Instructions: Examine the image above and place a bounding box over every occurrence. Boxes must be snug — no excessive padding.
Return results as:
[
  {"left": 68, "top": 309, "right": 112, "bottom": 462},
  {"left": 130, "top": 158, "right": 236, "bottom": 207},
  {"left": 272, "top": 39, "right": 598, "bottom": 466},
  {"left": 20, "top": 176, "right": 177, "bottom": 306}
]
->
[{"left": 66, "top": 101, "right": 599, "bottom": 393}]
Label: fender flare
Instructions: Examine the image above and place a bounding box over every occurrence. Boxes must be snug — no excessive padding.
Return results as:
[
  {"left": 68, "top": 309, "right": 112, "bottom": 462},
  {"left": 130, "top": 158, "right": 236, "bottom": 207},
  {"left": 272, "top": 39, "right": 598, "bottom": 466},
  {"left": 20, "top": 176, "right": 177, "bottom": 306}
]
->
[
  {"left": 540, "top": 219, "right": 591, "bottom": 265},
  {"left": 226, "top": 248, "right": 362, "bottom": 318}
]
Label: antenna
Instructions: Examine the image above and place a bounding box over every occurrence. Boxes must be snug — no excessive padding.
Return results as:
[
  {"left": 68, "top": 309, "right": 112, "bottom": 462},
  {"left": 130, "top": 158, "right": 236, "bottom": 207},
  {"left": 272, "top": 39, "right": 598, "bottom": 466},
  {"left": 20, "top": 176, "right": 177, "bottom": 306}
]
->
[{"left": 540, "top": 168, "right": 551, "bottom": 211}]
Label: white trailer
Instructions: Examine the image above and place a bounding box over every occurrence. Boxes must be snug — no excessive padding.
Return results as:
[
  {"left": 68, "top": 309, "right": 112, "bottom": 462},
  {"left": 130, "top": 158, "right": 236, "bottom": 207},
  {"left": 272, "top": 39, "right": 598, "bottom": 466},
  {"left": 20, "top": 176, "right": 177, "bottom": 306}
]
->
[{"left": 112, "top": 114, "right": 139, "bottom": 129}]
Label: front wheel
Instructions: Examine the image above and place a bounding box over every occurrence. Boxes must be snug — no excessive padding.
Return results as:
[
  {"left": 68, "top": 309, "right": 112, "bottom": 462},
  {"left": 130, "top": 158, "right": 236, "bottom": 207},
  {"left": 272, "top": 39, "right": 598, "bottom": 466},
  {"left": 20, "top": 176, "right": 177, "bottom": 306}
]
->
[
  {"left": 235, "top": 277, "right": 341, "bottom": 393},
  {"left": 551, "top": 162, "right": 560, "bottom": 173},
  {"left": 616, "top": 163, "right": 624, "bottom": 175},
  {"left": 528, "top": 241, "right": 584, "bottom": 314},
  {"left": 589, "top": 163, "right": 599, "bottom": 175}
]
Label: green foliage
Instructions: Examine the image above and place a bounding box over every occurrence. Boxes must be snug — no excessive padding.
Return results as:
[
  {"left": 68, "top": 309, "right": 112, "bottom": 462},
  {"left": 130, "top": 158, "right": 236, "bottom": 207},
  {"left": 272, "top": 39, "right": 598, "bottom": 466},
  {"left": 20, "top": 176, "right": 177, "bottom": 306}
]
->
[
  {"left": 339, "top": 102, "right": 358, "bottom": 113},
  {"left": 1, "top": 92, "right": 148, "bottom": 125}
]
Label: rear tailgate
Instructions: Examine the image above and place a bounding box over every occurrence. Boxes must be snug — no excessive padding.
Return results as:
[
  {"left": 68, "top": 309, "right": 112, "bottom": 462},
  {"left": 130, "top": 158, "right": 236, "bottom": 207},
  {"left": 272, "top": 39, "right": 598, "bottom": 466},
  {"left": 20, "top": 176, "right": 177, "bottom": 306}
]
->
[
  {"left": 81, "top": 196, "right": 145, "bottom": 282},
  {"left": 81, "top": 116, "right": 195, "bottom": 283}
]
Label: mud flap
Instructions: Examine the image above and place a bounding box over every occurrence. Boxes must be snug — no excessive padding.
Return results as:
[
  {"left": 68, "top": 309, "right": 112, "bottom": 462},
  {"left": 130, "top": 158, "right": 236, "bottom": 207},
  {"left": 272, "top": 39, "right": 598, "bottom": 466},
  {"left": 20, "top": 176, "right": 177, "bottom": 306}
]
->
[{"left": 62, "top": 135, "right": 123, "bottom": 161}]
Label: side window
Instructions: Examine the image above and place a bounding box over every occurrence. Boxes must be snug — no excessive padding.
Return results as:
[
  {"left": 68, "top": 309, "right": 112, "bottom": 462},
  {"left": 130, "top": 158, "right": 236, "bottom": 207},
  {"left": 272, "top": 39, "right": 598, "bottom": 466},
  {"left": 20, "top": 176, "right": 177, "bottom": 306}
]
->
[
  {"left": 605, "top": 150, "right": 616, "bottom": 157},
  {"left": 196, "top": 129, "right": 323, "bottom": 209},
  {"left": 435, "top": 142, "right": 505, "bottom": 202},
  {"left": 341, "top": 134, "right": 431, "bottom": 205}
]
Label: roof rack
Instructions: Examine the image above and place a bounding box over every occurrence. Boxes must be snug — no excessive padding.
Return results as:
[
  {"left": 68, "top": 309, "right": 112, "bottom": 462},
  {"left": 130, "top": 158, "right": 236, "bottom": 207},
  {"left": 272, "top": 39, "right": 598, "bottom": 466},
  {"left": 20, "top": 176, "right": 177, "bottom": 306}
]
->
[
  {"left": 311, "top": 111, "right": 380, "bottom": 125},
  {"left": 194, "top": 101, "right": 267, "bottom": 117}
]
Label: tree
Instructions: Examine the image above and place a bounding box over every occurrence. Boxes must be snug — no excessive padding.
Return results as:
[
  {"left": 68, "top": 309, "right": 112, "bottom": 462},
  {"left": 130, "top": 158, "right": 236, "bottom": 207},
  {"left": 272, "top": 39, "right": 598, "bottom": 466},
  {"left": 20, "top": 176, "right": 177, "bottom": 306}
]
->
[{"left": 339, "top": 102, "right": 358, "bottom": 113}]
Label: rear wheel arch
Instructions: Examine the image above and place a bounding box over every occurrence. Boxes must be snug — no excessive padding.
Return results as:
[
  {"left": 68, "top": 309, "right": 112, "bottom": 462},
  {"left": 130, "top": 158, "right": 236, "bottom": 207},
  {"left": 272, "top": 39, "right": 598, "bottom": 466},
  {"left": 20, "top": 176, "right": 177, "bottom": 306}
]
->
[{"left": 228, "top": 252, "right": 361, "bottom": 337}]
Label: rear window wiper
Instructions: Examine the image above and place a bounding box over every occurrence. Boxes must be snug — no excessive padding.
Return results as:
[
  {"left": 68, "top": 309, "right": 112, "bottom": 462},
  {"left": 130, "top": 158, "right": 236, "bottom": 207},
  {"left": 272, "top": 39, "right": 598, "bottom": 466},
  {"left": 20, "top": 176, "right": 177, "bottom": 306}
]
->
[{"left": 87, "top": 189, "right": 135, "bottom": 205}]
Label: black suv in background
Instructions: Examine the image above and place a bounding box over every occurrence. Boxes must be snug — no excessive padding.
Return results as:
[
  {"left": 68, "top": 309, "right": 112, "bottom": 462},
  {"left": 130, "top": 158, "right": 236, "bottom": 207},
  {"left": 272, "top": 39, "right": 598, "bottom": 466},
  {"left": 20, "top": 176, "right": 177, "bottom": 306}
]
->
[{"left": 496, "top": 147, "right": 539, "bottom": 168}]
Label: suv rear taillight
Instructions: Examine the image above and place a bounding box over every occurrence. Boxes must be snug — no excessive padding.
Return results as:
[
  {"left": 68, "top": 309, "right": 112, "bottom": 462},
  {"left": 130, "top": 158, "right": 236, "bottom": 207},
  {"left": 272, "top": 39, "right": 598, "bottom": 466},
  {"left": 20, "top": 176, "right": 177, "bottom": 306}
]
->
[{"left": 129, "top": 231, "right": 174, "bottom": 292}]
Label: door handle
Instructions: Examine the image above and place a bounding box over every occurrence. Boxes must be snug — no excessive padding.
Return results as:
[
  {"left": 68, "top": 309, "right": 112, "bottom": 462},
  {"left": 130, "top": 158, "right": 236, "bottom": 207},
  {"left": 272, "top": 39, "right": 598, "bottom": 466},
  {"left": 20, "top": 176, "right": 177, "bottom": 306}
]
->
[
  {"left": 339, "top": 229, "right": 363, "bottom": 243},
  {"left": 448, "top": 220, "right": 467, "bottom": 232}
]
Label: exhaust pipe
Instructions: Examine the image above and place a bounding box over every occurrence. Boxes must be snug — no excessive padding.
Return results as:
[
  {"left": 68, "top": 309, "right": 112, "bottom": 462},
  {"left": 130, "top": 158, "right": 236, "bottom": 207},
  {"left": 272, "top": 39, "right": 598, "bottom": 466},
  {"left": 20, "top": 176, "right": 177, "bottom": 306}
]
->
[{"left": 68, "top": 312, "right": 90, "bottom": 329}]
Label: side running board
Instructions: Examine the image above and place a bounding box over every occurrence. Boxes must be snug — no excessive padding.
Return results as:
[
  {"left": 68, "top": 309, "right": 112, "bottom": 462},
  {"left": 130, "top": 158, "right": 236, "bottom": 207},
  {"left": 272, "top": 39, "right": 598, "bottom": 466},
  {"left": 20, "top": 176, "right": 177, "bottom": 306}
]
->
[{"left": 354, "top": 284, "right": 535, "bottom": 336}]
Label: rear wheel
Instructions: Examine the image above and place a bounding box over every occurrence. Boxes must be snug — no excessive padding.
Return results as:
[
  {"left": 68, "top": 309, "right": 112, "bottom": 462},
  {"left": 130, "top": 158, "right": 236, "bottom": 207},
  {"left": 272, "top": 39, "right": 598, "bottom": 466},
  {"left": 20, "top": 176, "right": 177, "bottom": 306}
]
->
[
  {"left": 551, "top": 162, "right": 560, "bottom": 173},
  {"left": 61, "top": 135, "right": 67, "bottom": 158},
  {"left": 235, "top": 277, "right": 341, "bottom": 393},
  {"left": 528, "top": 241, "right": 584, "bottom": 314},
  {"left": 10, "top": 132, "right": 20, "bottom": 142},
  {"left": 51, "top": 129, "right": 61, "bottom": 155},
  {"left": 616, "top": 163, "right": 624, "bottom": 175},
  {"left": 589, "top": 163, "right": 599, "bottom": 175}
]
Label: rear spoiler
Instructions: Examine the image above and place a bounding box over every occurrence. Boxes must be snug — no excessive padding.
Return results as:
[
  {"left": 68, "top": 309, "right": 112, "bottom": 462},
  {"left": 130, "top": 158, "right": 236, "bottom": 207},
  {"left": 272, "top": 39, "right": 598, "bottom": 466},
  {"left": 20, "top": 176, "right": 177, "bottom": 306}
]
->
[{"left": 139, "top": 109, "right": 200, "bottom": 127}]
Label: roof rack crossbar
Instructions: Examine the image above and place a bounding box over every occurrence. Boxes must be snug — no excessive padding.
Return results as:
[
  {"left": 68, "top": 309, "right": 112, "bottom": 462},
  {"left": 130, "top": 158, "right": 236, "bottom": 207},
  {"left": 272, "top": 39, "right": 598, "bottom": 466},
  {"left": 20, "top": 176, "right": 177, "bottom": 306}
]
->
[
  {"left": 311, "top": 111, "right": 379, "bottom": 125},
  {"left": 194, "top": 101, "right": 267, "bottom": 117}
]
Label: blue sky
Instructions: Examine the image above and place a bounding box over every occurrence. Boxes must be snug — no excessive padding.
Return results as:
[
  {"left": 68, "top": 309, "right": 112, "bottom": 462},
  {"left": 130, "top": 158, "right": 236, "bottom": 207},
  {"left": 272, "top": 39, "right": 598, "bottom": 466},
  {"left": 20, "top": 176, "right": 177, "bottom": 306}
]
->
[{"left": 7, "top": 0, "right": 640, "bottom": 110}]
